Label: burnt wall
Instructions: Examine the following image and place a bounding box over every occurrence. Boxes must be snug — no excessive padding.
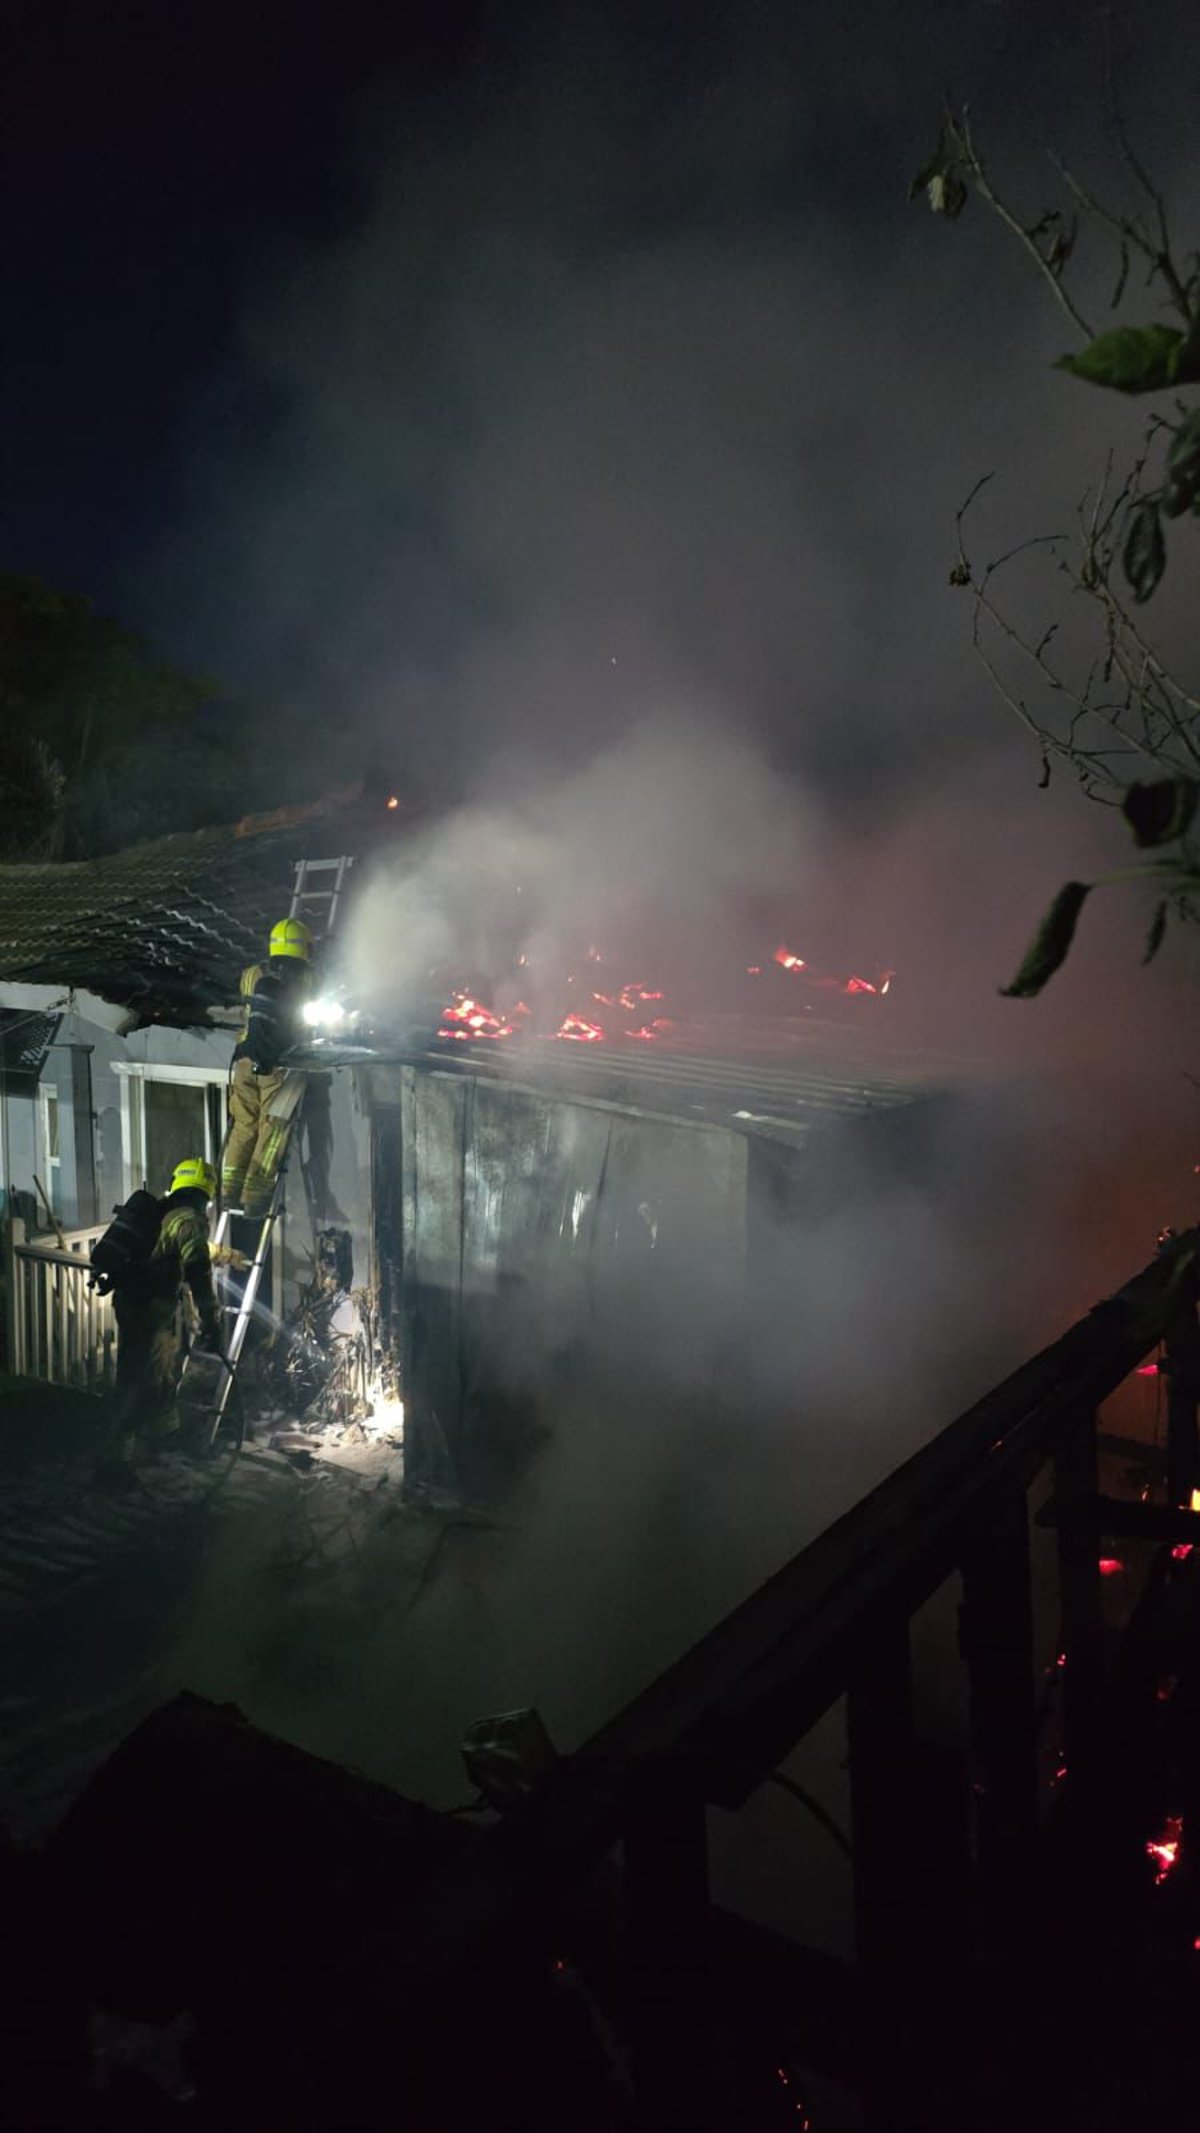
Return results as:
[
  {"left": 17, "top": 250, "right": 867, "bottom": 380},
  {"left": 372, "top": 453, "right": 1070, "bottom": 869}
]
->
[{"left": 365, "top": 1064, "right": 750, "bottom": 1495}]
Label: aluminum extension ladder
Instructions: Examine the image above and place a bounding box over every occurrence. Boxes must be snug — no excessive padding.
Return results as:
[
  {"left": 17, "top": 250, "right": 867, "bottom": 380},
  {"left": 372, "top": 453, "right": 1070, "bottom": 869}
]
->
[
  {"left": 203, "top": 1170, "right": 288, "bottom": 1444},
  {"left": 288, "top": 853, "right": 353, "bottom": 942},
  {"left": 195, "top": 852, "right": 354, "bottom": 1442}
]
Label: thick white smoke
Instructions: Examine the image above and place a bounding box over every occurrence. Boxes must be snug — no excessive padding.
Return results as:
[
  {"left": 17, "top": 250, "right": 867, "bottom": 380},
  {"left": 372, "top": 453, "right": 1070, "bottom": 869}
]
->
[{"left": 340, "top": 711, "right": 823, "bottom": 1016}]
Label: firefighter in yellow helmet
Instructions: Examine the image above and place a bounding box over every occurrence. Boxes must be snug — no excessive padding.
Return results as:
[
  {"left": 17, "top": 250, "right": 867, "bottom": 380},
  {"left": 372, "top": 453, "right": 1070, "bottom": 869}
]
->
[
  {"left": 103, "top": 1157, "right": 222, "bottom": 1477},
  {"left": 221, "top": 918, "right": 314, "bottom": 1217}
]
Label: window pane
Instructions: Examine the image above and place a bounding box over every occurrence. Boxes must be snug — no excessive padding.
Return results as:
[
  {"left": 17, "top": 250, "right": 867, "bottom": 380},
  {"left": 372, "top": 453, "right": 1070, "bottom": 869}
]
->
[{"left": 144, "top": 1082, "right": 208, "bottom": 1197}]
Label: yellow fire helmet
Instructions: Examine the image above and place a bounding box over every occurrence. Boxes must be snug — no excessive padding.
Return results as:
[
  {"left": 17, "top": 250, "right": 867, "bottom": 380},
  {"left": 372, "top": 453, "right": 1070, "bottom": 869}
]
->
[
  {"left": 169, "top": 1157, "right": 217, "bottom": 1200},
  {"left": 269, "top": 917, "right": 313, "bottom": 961}
]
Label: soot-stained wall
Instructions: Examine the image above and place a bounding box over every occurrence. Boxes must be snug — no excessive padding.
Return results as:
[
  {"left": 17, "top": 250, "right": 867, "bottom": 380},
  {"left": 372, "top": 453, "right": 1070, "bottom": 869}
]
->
[{"left": 366, "top": 1063, "right": 752, "bottom": 1495}]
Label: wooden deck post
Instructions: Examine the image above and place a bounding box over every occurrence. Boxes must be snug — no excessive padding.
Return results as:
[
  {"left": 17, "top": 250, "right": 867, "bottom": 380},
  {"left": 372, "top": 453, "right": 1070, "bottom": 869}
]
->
[
  {"left": 961, "top": 1485, "right": 1038, "bottom": 1903},
  {"left": 847, "top": 1622, "right": 929, "bottom": 2130},
  {"left": 1164, "top": 1276, "right": 1200, "bottom": 1507},
  {"left": 622, "top": 1764, "right": 712, "bottom": 2118},
  {"left": 1054, "top": 1407, "right": 1106, "bottom": 1793}
]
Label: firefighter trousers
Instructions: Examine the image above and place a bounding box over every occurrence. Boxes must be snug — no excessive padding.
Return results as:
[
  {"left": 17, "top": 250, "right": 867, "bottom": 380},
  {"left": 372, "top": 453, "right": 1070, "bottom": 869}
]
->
[
  {"left": 222, "top": 1058, "right": 304, "bottom": 1216},
  {"left": 113, "top": 1289, "right": 181, "bottom": 1443}
]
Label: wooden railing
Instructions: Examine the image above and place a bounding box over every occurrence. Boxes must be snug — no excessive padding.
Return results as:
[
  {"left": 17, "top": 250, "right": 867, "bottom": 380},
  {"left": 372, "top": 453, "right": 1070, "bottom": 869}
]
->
[
  {"left": 498, "top": 1229, "right": 1200, "bottom": 2126},
  {"left": 5, "top": 1215, "right": 115, "bottom": 1389}
]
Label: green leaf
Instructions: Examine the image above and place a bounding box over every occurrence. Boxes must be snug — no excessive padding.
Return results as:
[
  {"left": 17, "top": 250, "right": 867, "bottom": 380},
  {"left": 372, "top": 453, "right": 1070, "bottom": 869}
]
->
[
  {"left": 1176, "top": 326, "right": 1200, "bottom": 386},
  {"left": 1164, "top": 409, "right": 1200, "bottom": 514},
  {"left": 1122, "top": 500, "right": 1166, "bottom": 604},
  {"left": 1121, "top": 777, "right": 1199, "bottom": 847},
  {"left": 1168, "top": 407, "right": 1200, "bottom": 490},
  {"left": 1000, "top": 881, "right": 1091, "bottom": 999},
  {"left": 1143, "top": 899, "right": 1169, "bottom": 965},
  {"left": 1055, "top": 324, "right": 1185, "bottom": 394}
]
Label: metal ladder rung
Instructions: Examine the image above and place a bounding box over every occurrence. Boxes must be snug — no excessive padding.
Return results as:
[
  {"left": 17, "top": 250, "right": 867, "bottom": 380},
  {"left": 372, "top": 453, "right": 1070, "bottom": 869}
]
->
[
  {"left": 209, "top": 1191, "right": 283, "bottom": 1439},
  {"left": 289, "top": 855, "right": 352, "bottom": 941}
]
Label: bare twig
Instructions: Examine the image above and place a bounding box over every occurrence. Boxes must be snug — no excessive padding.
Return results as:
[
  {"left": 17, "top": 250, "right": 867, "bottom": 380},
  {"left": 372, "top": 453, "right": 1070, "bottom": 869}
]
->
[
  {"left": 953, "top": 472, "right": 1200, "bottom": 797},
  {"left": 951, "top": 111, "right": 1095, "bottom": 338}
]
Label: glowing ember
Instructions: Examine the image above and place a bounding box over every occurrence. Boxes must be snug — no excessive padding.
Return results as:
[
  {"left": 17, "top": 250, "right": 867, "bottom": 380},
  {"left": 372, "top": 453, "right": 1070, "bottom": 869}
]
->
[
  {"left": 1146, "top": 1814, "right": 1183, "bottom": 1885},
  {"left": 1098, "top": 1557, "right": 1125, "bottom": 1577},
  {"left": 438, "top": 993, "right": 514, "bottom": 1041},
  {"left": 1172, "top": 1545, "right": 1194, "bottom": 1563},
  {"left": 593, "top": 982, "right": 664, "bottom": 1012},
  {"left": 1137, "top": 1362, "right": 1160, "bottom": 1377},
  {"left": 773, "top": 2072, "right": 812, "bottom": 2129},
  {"left": 432, "top": 936, "right": 895, "bottom": 1051},
  {"left": 1191, "top": 1488, "right": 1200, "bottom": 1513},
  {"left": 386, "top": 794, "right": 399, "bottom": 810}
]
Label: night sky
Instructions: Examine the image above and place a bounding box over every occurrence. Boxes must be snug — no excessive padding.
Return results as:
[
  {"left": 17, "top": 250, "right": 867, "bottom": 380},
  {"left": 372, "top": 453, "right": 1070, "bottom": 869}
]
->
[{"left": 5, "top": 0, "right": 1198, "bottom": 829}]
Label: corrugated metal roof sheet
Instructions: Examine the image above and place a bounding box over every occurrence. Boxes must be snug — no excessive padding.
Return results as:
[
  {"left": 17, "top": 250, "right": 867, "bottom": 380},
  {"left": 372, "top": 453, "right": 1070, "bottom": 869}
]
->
[{"left": 355, "top": 1016, "right": 973, "bottom": 1142}]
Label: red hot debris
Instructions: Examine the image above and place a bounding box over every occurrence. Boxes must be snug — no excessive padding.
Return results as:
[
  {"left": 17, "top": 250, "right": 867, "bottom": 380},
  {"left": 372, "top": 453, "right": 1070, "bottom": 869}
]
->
[
  {"left": 553, "top": 1013, "right": 604, "bottom": 1044},
  {"left": 1146, "top": 1813, "right": 1184, "bottom": 1885},
  {"left": 437, "top": 940, "right": 895, "bottom": 1047},
  {"left": 438, "top": 993, "right": 514, "bottom": 1041},
  {"left": 774, "top": 945, "right": 893, "bottom": 996}
]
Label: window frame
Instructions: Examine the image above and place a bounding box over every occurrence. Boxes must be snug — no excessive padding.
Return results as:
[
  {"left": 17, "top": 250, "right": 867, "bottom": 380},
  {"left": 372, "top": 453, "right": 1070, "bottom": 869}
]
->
[{"left": 113, "top": 1062, "right": 229, "bottom": 1196}]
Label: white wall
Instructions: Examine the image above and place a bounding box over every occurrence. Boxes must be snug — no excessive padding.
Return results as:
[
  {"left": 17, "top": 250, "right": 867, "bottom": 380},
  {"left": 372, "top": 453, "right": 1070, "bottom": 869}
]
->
[{"left": 0, "top": 987, "right": 378, "bottom": 1334}]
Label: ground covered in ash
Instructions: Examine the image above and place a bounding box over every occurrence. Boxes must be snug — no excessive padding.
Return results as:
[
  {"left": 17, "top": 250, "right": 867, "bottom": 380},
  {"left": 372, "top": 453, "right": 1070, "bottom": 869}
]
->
[
  {"left": 0, "top": 1377, "right": 445, "bottom": 1837},
  {"left": 0, "top": 1365, "right": 838, "bottom": 1862}
]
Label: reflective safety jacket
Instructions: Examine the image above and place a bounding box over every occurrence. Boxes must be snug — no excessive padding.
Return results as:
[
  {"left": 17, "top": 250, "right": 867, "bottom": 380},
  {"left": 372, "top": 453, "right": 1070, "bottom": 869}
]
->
[
  {"left": 234, "top": 955, "right": 313, "bottom": 1073},
  {"left": 150, "top": 1189, "right": 219, "bottom": 1333}
]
